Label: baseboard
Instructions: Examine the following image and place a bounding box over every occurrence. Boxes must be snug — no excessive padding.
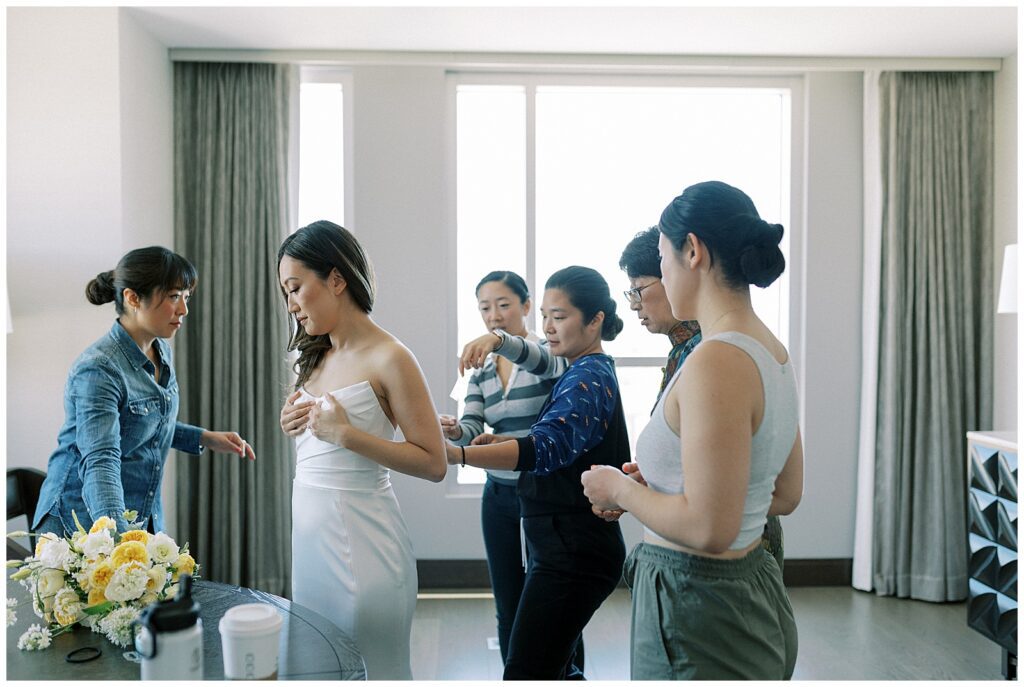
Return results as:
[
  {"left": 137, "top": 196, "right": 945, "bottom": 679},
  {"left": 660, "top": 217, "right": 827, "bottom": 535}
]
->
[
  {"left": 417, "top": 557, "right": 853, "bottom": 590},
  {"left": 781, "top": 558, "right": 852, "bottom": 586}
]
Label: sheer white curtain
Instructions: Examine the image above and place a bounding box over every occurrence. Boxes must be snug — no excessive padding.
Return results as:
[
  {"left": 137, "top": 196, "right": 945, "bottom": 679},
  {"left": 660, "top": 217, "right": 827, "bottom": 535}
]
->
[{"left": 853, "top": 70, "right": 883, "bottom": 592}]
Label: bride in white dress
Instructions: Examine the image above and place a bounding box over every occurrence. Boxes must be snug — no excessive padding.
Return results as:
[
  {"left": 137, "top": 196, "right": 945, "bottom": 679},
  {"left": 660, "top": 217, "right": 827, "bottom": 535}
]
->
[{"left": 276, "top": 221, "right": 448, "bottom": 680}]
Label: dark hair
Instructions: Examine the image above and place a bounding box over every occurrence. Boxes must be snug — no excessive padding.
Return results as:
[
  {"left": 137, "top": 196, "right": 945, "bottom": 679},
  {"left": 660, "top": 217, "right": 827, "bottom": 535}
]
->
[
  {"left": 618, "top": 227, "right": 662, "bottom": 279},
  {"left": 475, "top": 270, "right": 530, "bottom": 304},
  {"left": 659, "top": 180, "right": 785, "bottom": 289},
  {"left": 85, "top": 246, "right": 197, "bottom": 315},
  {"left": 278, "top": 220, "right": 376, "bottom": 389},
  {"left": 544, "top": 266, "right": 624, "bottom": 341}
]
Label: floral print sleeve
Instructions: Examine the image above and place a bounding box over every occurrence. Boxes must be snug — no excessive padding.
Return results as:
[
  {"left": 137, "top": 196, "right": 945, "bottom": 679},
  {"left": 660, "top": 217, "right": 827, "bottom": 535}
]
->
[{"left": 515, "top": 355, "right": 619, "bottom": 475}]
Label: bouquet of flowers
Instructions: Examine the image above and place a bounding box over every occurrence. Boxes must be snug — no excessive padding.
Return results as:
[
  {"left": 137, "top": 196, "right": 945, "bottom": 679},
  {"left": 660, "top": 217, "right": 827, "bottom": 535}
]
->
[{"left": 6, "top": 510, "right": 198, "bottom": 652}]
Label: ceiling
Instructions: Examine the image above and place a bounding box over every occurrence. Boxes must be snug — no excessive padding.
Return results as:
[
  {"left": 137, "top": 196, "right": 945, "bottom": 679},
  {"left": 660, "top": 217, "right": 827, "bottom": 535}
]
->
[{"left": 128, "top": 6, "right": 1017, "bottom": 58}]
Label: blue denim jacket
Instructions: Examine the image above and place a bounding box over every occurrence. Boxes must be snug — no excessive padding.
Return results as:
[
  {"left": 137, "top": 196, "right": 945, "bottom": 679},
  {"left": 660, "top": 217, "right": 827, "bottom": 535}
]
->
[{"left": 33, "top": 320, "right": 204, "bottom": 534}]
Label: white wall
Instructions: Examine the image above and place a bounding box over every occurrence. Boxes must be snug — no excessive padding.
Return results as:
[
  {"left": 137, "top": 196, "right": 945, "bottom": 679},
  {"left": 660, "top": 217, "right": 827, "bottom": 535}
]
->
[
  {"left": 793, "top": 72, "right": 865, "bottom": 558},
  {"left": 993, "top": 53, "right": 1018, "bottom": 432},
  {"left": 6, "top": 7, "right": 175, "bottom": 527}
]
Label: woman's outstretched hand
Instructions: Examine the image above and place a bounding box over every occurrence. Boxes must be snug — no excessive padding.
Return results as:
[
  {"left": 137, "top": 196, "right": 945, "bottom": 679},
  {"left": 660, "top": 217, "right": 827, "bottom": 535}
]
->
[
  {"left": 458, "top": 332, "right": 502, "bottom": 376},
  {"left": 202, "top": 430, "right": 256, "bottom": 461}
]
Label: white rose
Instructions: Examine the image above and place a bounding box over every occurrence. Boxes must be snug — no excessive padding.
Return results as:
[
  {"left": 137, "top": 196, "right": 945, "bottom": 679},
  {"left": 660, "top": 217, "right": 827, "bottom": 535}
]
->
[
  {"left": 146, "top": 533, "right": 179, "bottom": 565},
  {"left": 35, "top": 568, "right": 65, "bottom": 602},
  {"left": 146, "top": 566, "right": 169, "bottom": 593},
  {"left": 103, "top": 564, "right": 149, "bottom": 603},
  {"left": 39, "top": 537, "right": 72, "bottom": 572},
  {"left": 81, "top": 530, "right": 114, "bottom": 560}
]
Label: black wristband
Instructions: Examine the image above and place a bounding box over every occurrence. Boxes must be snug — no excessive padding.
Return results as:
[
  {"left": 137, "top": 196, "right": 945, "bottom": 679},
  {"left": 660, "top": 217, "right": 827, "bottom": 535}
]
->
[{"left": 461, "top": 445, "right": 466, "bottom": 467}]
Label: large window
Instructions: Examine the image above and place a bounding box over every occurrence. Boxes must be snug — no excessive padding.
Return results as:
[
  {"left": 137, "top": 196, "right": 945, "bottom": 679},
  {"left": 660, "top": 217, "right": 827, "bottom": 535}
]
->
[
  {"left": 296, "top": 67, "right": 351, "bottom": 230},
  {"left": 453, "top": 75, "right": 797, "bottom": 486}
]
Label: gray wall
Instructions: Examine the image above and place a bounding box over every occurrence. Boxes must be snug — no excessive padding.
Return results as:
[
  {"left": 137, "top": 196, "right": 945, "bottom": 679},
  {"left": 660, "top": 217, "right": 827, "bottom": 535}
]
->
[
  {"left": 6, "top": 7, "right": 1017, "bottom": 559},
  {"left": 994, "top": 53, "right": 1018, "bottom": 432}
]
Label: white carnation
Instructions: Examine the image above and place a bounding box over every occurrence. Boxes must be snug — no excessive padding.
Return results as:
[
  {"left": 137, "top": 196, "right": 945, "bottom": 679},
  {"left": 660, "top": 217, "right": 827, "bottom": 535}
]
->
[
  {"left": 81, "top": 530, "right": 115, "bottom": 559},
  {"left": 7, "top": 598, "right": 17, "bottom": 627},
  {"left": 103, "top": 564, "right": 149, "bottom": 603},
  {"left": 17, "top": 624, "right": 52, "bottom": 651},
  {"left": 39, "top": 537, "right": 73, "bottom": 572},
  {"left": 146, "top": 532, "right": 179, "bottom": 565},
  {"left": 98, "top": 606, "right": 140, "bottom": 648},
  {"left": 53, "top": 587, "right": 83, "bottom": 626}
]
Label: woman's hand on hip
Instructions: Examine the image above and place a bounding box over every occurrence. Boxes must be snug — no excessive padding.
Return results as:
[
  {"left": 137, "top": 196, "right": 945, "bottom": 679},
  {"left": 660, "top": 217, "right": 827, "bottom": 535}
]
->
[
  {"left": 280, "top": 390, "right": 314, "bottom": 437},
  {"left": 202, "top": 430, "right": 256, "bottom": 461}
]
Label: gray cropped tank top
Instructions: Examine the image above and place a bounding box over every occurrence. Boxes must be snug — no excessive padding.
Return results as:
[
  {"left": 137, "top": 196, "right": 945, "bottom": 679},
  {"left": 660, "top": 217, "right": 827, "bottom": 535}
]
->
[{"left": 634, "top": 331, "right": 799, "bottom": 550}]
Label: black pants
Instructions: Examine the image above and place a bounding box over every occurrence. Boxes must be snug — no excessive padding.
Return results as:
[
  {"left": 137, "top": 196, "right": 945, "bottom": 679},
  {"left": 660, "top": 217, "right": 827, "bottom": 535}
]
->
[
  {"left": 503, "top": 511, "right": 625, "bottom": 680},
  {"left": 482, "top": 479, "right": 586, "bottom": 673}
]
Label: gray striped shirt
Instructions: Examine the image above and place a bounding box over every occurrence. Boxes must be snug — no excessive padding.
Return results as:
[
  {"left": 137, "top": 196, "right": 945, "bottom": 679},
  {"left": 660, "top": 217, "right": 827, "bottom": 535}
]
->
[{"left": 454, "top": 332, "right": 568, "bottom": 483}]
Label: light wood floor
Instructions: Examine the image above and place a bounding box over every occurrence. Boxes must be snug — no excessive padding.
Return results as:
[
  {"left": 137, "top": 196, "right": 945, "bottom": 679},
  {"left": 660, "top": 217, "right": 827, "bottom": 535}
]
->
[{"left": 410, "top": 587, "right": 1005, "bottom": 681}]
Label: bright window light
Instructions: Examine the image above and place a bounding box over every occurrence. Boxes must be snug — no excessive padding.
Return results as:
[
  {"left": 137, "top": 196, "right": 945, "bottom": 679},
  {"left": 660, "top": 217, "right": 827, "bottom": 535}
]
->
[
  {"left": 455, "top": 80, "right": 792, "bottom": 486},
  {"left": 298, "top": 82, "right": 345, "bottom": 228}
]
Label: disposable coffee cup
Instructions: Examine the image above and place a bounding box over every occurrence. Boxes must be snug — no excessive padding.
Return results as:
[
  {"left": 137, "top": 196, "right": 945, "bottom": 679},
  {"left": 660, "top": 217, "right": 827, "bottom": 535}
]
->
[{"left": 219, "top": 603, "right": 284, "bottom": 680}]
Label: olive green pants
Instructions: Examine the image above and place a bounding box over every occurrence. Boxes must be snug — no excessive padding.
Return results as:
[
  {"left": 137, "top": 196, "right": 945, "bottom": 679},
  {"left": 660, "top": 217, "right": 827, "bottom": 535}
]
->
[{"left": 623, "top": 542, "right": 797, "bottom": 680}]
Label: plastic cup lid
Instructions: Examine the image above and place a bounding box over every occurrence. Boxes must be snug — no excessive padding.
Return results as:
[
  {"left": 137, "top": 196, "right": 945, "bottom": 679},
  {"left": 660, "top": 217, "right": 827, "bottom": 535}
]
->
[{"left": 219, "top": 603, "right": 283, "bottom": 635}]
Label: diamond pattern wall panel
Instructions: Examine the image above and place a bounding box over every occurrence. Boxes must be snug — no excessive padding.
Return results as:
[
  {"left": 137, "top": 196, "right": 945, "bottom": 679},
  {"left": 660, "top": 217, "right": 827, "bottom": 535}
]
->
[{"left": 967, "top": 438, "right": 1017, "bottom": 654}]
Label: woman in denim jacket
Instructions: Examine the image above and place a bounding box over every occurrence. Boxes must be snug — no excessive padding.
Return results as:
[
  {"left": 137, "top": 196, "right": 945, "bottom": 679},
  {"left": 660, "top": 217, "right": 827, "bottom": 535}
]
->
[{"left": 33, "top": 246, "right": 255, "bottom": 536}]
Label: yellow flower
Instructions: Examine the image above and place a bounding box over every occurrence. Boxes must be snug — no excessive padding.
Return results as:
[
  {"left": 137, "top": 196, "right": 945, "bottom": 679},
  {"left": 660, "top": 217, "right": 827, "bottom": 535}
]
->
[
  {"left": 119, "top": 529, "right": 150, "bottom": 545},
  {"left": 87, "top": 586, "right": 107, "bottom": 607},
  {"left": 89, "top": 561, "right": 115, "bottom": 591},
  {"left": 89, "top": 516, "right": 117, "bottom": 534},
  {"left": 110, "top": 541, "right": 150, "bottom": 569},
  {"left": 171, "top": 553, "right": 196, "bottom": 582}
]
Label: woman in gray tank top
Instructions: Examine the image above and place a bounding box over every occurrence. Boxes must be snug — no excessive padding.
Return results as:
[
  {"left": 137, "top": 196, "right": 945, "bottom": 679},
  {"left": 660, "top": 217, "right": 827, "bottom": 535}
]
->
[{"left": 582, "top": 180, "right": 804, "bottom": 680}]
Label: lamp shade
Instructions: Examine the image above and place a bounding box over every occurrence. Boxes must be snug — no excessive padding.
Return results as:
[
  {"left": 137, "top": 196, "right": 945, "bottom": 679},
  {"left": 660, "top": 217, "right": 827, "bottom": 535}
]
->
[{"left": 997, "top": 244, "right": 1017, "bottom": 314}]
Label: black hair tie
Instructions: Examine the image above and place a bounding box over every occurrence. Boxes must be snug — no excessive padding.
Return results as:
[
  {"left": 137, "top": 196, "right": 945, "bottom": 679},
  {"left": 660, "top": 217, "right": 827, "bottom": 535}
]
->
[{"left": 65, "top": 646, "right": 102, "bottom": 663}]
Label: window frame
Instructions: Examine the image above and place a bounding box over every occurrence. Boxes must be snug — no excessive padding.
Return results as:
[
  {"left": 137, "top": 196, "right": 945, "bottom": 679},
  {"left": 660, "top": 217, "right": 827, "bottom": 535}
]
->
[{"left": 445, "top": 71, "right": 805, "bottom": 495}]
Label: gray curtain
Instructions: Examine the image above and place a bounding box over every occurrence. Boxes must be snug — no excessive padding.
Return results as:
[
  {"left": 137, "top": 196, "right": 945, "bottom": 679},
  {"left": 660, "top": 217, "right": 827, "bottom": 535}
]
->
[
  {"left": 173, "top": 62, "right": 294, "bottom": 596},
  {"left": 874, "top": 72, "right": 993, "bottom": 601}
]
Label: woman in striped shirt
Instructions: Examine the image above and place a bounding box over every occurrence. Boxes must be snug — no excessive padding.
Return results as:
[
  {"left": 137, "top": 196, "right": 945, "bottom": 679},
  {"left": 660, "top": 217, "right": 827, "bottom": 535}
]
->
[{"left": 441, "top": 270, "right": 574, "bottom": 670}]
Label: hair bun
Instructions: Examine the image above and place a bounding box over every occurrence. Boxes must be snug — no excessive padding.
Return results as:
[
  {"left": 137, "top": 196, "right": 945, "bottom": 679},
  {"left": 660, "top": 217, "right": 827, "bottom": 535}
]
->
[
  {"left": 738, "top": 243, "right": 785, "bottom": 288},
  {"left": 85, "top": 270, "right": 117, "bottom": 305},
  {"left": 601, "top": 298, "right": 625, "bottom": 341}
]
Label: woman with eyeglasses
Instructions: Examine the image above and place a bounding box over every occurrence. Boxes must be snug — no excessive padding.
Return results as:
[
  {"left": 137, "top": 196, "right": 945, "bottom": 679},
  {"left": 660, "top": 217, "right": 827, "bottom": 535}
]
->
[{"left": 582, "top": 181, "right": 803, "bottom": 680}]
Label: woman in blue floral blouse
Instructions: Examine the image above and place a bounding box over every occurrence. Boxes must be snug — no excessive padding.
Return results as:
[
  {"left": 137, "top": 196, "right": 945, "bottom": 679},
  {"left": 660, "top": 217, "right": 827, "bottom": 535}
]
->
[{"left": 450, "top": 265, "right": 629, "bottom": 680}]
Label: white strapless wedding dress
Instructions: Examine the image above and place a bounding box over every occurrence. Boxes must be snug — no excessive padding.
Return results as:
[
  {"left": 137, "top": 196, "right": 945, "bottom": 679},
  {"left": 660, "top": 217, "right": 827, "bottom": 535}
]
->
[{"left": 291, "top": 381, "right": 417, "bottom": 680}]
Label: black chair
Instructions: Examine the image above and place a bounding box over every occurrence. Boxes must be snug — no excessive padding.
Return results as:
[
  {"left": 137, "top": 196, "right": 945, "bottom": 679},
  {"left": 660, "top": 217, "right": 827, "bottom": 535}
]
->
[{"left": 7, "top": 468, "right": 47, "bottom": 560}]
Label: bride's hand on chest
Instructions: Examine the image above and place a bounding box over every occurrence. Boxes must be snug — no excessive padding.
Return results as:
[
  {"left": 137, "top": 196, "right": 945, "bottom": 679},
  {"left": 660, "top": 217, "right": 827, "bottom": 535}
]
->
[{"left": 308, "top": 393, "right": 353, "bottom": 446}]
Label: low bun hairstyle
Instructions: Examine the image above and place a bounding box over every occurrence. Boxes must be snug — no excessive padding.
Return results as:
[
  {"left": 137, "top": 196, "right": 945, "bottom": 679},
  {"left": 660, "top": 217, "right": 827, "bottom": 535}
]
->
[
  {"left": 659, "top": 180, "right": 785, "bottom": 289},
  {"left": 85, "top": 271, "right": 117, "bottom": 305},
  {"left": 278, "top": 220, "right": 377, "bottom": 389},
  {"left": 544, "top": 266, "right": 624, "bottom": 342},
  {"left": 85, "top": 247, "right": 197, "bottom": 314}
]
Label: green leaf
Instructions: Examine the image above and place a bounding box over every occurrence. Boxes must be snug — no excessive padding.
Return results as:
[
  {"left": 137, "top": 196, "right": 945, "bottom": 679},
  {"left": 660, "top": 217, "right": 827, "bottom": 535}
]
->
[{"left": 82, "top": 601, "right": 115, "bottom": 616}]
